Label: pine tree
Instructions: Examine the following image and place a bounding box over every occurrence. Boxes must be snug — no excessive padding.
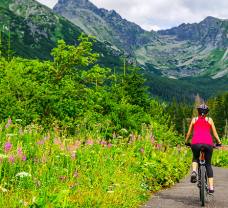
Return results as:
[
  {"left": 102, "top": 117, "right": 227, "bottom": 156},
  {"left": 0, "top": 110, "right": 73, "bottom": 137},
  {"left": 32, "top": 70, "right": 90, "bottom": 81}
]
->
[
  {"left": 192, "top": 94, "right": 204, "bottom": 117},
  {"left": 0, "top": 31, "right": 2, "bottom": 57}
]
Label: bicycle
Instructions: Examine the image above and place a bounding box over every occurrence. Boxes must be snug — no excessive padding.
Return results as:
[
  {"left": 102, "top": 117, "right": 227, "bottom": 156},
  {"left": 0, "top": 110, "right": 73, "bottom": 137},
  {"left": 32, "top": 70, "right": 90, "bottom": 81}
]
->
[
  {"left": 186, "top": 143, "right": 223, "bottom": 207},
  {"left": 197, "top": 146, "right": 208, "bottom": 207}
]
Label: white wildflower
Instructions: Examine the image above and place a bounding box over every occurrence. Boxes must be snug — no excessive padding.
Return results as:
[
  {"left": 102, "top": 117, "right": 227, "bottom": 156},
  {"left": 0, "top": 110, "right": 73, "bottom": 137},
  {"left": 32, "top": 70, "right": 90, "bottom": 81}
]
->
[
  {"left": 16, "top": 171, "right": 31, "bottom": 178},
  {"left": 6, "top": 133, "right": 17, "bottom": 137},
  {"left": 15, "top": 119, "right": 22, "bottom": 122},
  {"left": 0, "top": 186, "right": 8, "bottom": 192}
]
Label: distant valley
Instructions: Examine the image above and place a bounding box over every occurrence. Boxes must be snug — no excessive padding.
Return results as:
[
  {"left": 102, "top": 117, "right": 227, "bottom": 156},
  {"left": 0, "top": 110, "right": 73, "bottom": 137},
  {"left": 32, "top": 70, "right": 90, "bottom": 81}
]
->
[{"left": 53, "top": 0, "right": 228, "bottom": 79}]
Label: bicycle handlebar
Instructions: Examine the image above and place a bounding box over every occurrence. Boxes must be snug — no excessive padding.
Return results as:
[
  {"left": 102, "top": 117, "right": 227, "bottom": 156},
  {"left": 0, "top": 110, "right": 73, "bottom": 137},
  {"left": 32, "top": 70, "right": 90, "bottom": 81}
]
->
[{"left": 184, "top": 143, "right": 222, "bottom": 148}]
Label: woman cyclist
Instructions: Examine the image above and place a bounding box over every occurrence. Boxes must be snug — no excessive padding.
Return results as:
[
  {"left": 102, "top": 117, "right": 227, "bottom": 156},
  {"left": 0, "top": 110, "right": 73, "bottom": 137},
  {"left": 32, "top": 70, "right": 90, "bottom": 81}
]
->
[{"left": 185, "top": 104, "right": 222, "bottom": 193}]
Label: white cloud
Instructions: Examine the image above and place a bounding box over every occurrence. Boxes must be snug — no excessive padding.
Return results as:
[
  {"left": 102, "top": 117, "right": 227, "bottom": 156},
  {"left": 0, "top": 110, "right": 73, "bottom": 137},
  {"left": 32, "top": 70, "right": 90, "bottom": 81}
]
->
[
  {"left": 36, "top": 0, "right": 57, "bottom": 8},
  {"left": 141, "top": 24, "right": 161, "bottom": 31},
  {"left": 36, "top": 0, "right": 228, "bottom": 30}
]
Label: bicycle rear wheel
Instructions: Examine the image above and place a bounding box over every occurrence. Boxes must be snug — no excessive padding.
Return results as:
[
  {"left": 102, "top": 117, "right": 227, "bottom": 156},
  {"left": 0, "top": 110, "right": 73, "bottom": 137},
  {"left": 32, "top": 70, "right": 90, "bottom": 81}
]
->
[{"left": 199, "top": 166, "right": 206, "bottom": 206}]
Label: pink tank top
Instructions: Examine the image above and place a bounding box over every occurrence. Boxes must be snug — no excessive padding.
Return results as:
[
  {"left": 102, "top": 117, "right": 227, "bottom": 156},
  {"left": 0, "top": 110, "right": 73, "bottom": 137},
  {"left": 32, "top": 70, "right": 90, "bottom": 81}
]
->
[{"left": 191, "top": 116, "right": 213, "bottom": 146}]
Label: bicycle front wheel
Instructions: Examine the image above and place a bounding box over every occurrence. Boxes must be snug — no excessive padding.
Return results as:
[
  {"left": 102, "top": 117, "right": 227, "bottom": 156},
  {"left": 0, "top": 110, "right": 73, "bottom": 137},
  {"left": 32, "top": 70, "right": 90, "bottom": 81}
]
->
[{"left": 199, "top": 166, "right": 206, "bottom": 206}]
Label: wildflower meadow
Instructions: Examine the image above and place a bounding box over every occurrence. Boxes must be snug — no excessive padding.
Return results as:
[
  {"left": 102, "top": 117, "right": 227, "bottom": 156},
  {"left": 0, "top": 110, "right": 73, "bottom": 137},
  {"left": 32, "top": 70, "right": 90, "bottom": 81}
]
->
[{"left": 0, "top": 120, "right": 191, "bottom": 207}]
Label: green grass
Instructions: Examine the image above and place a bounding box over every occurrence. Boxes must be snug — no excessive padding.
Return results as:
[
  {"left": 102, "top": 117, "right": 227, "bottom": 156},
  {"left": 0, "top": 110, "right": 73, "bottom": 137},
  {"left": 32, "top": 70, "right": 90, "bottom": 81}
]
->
[
  {"left": 0, "top": 121, "right": 191, "bottom": 207},
  {"left": 205, "top": 49, "right": 227, "bottom": 74},
  {"left": 212, "top": 138, "right": 228, "bottom": 168}
]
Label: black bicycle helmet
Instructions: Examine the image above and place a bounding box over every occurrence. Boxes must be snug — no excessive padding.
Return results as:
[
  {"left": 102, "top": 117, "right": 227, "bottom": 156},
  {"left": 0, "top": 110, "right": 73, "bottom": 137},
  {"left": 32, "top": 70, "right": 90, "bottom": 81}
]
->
[{"left": 197, "top": 104, "right": 209, "bottom": 115}]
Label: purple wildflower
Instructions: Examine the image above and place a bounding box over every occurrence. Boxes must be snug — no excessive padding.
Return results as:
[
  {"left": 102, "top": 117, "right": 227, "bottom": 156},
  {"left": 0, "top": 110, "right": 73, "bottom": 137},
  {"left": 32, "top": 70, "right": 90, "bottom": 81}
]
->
[
  {"left": 86, "top": 139, "right": 94, "bottom": 146},
  {"left": 74, "top": 141, "right": 81, "bottom": 149},
  {"left": 22, "top": 155, "right": 26, "bottom": 161},
  {"left": 155, "top": 143, "right": 162, "bottom": 150},
  {"left": 37, "top": 140, "right": 45, "bottom": 145},
  {"left": 140, "top": 148, "right": 145, "bottom": 154},
  {"left": 5, "top": 117, "right": 12, "bottom": 129},
  {"left": 150, "top": 134, "right": 155, "bottom": 144},
  {"left": 107, "top": 143, "right": 112, "bottom": 148},
  {"left": 100, "top": 140, "right": 107, "bottom": 147},
  {"left": 67, "top": 144, "right": 74, "bottom": 152},
  {"left": 8, "top": 155, "right": 15, "bottom": 164},
  {"left": 17, "top": 147, "right": 23, "bottom": 156},
  {"left": 67, "top": 141, "right": 81, "bottom": 154},
  {"left": 4, "top": 142, "right": 12, "bottom": 153},
  {"left": 8, "top": 117, "right": 12, "bottom": 124},
  {"left": 60, "top": 144, "right": 65, "bottom": 151},
  {"left": 54, "top": 138, "right": 62, "bottom": 145}
]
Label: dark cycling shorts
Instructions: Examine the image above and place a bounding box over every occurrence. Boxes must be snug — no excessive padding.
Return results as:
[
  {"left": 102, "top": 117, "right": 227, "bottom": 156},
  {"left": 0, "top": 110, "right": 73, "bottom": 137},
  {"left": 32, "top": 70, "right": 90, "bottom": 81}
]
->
[{"left": 191, "top": 144, "right": 213, "bottom": 178}]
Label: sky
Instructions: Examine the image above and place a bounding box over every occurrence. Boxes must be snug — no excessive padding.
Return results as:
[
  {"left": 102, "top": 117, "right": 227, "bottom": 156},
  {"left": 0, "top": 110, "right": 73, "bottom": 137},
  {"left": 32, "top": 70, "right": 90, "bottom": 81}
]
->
[{"left": 36, "top": 0, "right": 228, "bottom": 31}]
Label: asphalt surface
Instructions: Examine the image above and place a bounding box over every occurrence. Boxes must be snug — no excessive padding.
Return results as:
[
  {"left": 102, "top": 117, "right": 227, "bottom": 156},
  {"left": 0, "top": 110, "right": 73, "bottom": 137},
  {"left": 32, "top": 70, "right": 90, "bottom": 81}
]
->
[{"left": 141, "top": 167, "right": 228, "bottom": 208}]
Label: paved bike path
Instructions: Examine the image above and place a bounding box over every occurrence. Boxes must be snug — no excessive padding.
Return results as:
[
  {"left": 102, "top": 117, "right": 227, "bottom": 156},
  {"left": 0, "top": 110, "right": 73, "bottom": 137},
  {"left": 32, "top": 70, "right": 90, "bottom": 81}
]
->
[{"left": 141, "top": 167, "right": 228, "bottom": 208}]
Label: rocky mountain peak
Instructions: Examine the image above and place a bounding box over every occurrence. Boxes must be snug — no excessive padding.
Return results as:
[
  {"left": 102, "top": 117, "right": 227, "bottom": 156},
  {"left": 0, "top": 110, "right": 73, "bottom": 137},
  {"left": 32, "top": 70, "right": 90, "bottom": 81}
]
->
[
  {"left": 158, "top": 16, "right": 227, "bottom": 48},
  {"left": 54, "top": 0, "right": 97, "bottom": 11},
  {"left": 58, "top": 0, "right": 89, "bottom": 5},
  {"left": 202, "top": 16, "right": 220, "bottom": 23},
  {"left": 53, "top": 0, "right": 153, "bottom": 52},
  {"left": 199, "top": 16, "right": 223, "bottom": 29}
]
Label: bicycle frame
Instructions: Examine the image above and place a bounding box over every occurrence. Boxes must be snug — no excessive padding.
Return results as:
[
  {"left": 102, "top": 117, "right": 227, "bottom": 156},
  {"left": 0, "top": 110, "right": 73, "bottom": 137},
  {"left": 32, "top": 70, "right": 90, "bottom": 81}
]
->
[{"left": 198, "top": 148, "right": 208, "bottom": 207}]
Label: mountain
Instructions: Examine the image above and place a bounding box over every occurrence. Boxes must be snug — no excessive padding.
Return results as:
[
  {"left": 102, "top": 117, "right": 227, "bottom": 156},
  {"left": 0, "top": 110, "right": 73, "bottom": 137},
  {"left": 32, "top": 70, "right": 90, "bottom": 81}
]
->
[
  {"left": 158, "top": 16, "right": 227, "bottom": 47},
  {"left": 53, "top": 0, "right": 228, "bottom": 79},
  {"left": 0, "top": 0, "right": 122, "bottom": 66},
  {"left": 0, "top": 0, "right": 227, "bottom": 102},
  {"left": 137, "top": 18, "right": 228, "bottom": 78},
  {"left": 53, "top": 0, "right": 158, "bottom": 54},
  {"left": 148, "top": 16, "right": 228, "bottom": 78}
]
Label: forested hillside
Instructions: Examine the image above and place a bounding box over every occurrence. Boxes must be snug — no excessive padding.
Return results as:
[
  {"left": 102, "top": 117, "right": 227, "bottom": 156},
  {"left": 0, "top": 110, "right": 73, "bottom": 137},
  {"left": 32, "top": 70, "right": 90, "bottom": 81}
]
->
[
  {"left": 0, "top": 0, "right": 122, "bottom": 66},
  {"left": 208, "top": 92, "right": 228, "bottom": 137}
]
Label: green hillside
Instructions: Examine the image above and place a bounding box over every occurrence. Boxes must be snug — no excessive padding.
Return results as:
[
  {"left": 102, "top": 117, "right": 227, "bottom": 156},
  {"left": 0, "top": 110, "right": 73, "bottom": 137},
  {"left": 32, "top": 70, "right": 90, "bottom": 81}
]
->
[{"left": 0, "top": 0, "right": 122, "bottom": 67}]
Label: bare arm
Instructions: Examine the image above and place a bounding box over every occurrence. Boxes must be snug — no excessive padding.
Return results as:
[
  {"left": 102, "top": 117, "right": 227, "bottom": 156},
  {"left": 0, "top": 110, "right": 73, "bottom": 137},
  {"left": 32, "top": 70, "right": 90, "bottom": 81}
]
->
[
  {"left": 185, "top": 118, "right": 194, "bottom": 143},
  {"left": 209, "top": 118, "right": 221, "bottom": 144}
]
